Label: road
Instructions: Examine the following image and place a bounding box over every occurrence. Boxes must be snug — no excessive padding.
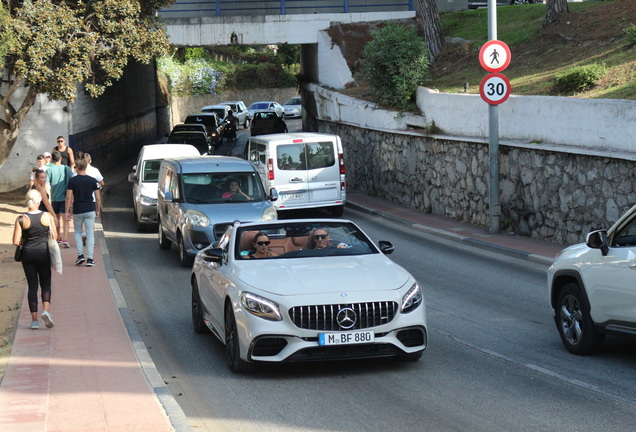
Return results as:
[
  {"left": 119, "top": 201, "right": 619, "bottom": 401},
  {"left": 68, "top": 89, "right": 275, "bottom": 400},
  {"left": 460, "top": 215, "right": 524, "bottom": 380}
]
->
[{"left": 101, "top": 124, "right": 636, "bottom": 432}]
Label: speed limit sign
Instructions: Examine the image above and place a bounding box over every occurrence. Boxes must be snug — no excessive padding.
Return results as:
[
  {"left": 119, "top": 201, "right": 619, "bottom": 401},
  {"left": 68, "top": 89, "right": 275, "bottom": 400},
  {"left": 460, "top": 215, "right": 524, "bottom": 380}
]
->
[{"left": 479, "top": 73, "right": 511, "bottom": 105}]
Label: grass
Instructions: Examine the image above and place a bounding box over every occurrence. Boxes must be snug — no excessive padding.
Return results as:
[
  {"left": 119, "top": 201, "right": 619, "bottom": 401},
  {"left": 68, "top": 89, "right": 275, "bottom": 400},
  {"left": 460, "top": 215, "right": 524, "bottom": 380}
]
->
[{"left": 427, "top": 0, "right": 636, "bottom": 99}]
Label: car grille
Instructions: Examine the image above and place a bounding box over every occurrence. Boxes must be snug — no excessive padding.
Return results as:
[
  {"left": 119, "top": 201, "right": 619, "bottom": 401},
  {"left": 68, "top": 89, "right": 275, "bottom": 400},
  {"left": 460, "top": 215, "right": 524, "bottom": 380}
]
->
[{"left": 289, "top": 301, "right": 398, "bottom": 331}]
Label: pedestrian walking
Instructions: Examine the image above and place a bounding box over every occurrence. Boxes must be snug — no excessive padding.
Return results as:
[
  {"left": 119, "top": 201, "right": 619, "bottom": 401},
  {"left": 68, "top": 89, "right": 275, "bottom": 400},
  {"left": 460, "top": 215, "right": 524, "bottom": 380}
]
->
[
  {"left": 31, "top": 169, "right": 55, "bottom": 217},
  {"left": 28, "top": 155, "right": 48, "bottom": 188},
  {"left": 46, "top": 151, "right": 73, "bottom": 248},
  {"left": 76, "top": 152, "right": 105, "bottom": 246},
  {"left": 13, "top": 189, "right": 58, "bottom": 330},
  {"left": 65, "top": 156, "right": 101, "bottom": 266},
  {"left": 52, "top": 136, "right": 75, "bottom": 171}
]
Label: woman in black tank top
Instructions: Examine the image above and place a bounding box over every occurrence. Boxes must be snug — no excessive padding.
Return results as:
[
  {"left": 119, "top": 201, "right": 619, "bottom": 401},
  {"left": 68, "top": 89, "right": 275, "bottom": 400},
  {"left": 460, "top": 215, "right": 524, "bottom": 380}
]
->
[{"left": 13, "top": 189, "right": 58, "bottom": 330}]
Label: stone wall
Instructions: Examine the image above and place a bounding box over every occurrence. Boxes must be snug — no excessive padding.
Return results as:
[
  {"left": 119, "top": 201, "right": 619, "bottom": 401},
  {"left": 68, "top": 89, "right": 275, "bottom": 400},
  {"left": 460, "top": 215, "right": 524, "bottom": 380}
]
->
[{"left": 317, "top": 121, "right": 636, "bottom": 245}]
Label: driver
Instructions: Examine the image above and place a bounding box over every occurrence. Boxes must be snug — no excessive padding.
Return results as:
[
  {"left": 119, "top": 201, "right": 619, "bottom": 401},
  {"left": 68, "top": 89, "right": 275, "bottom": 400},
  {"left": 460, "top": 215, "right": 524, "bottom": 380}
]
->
[
  {"left": 307, "top": 228, "right": 347, "bottom": 250},
  {"left": 222, "top": 179, "right": 251, "bottom": 200}
]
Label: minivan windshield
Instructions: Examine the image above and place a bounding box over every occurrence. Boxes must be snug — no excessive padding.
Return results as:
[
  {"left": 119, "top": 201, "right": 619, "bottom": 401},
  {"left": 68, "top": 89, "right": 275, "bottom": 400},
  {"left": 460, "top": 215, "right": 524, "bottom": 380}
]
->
[{"left": 182, "top": 172, "right": 266, "bottom": 204}]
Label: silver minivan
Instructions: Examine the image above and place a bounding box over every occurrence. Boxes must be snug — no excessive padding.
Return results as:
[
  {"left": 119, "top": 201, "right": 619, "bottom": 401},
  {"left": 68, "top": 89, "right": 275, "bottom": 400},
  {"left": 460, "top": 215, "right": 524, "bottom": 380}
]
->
[
  {"left": 157, "top": 156, "right": 278, "bottom": 266},
  {"left": 243, "top": 133, "right": 346, "bottom": 216}
]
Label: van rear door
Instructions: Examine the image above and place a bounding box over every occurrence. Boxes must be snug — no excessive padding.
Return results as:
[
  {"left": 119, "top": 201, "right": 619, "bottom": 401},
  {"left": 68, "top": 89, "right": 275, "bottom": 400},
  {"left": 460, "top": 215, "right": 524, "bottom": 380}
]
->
[{"left": 273, "top": 141, "right": 311, "bottom": 207}]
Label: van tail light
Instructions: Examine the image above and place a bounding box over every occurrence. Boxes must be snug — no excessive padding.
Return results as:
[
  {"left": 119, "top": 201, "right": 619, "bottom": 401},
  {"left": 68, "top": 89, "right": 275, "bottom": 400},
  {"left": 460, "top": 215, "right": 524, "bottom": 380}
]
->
[
  {"left": 339, "top": 152, "right": 345, "bottom": 175},
  {"left": 268, "top": 158, "right": 274, "bottom": 180}
]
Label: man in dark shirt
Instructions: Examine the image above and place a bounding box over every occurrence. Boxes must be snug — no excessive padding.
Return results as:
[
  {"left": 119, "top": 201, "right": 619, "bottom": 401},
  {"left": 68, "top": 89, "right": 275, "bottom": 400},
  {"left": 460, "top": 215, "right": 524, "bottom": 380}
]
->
[{"left": 65, "top": 156, "right": 100, "bottom": 266}]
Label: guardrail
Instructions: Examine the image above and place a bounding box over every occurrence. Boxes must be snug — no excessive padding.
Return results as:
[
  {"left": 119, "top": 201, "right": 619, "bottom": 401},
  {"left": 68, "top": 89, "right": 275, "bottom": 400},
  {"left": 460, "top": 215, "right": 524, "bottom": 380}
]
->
[{"left": 159, "top": 0, "right": 413, "bottom": 17}]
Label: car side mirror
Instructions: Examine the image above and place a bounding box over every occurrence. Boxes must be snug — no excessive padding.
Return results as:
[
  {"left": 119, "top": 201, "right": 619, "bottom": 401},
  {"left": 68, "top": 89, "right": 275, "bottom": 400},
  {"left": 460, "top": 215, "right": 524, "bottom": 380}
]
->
[
  {"left": 379, "top": 240, "right": 394, "bottom": 255},
  {"left": 586, "top": 230, "right": 609, "bottom": 256},
  {"left": 269, "top": 188, "right": 279, "bottom": 202},
  {"left": 128, "top": 172, "right": 138, "bottom": 183},
  {"left": 202, "top": 248, "right": 224, "bottom": 263}
]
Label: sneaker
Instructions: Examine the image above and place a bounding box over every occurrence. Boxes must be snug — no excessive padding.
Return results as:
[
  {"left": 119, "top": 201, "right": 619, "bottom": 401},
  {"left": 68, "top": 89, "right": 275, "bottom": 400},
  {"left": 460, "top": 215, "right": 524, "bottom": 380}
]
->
[
  {"left": 30, "top": 320, "right": 39, "bottom": 330},
  {"left": 75, "top": 255, "right": 86, "bottom": 265},
  {"left": 61, "top": 239, "right": 70, "bottom": 248},
  {"left": 41, "top": 311, "right": 54, "bottom": 328},
  {"left": 86, "top": 258, "right": 95, "bottom": 267},
  {"left": 82, "top": 233, "right": 87, "bottom": 247}
]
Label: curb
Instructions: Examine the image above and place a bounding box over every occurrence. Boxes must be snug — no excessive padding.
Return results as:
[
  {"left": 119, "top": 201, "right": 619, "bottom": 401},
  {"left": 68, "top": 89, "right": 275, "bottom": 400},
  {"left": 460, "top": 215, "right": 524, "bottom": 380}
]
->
[{"left": 345, "top": 200, "right": 554, "bottom": 266}]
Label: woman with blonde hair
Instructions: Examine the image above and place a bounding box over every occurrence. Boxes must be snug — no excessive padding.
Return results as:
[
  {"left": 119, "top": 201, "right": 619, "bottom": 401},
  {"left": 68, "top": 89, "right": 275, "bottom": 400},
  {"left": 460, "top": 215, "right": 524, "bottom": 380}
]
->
[{"left": 12, "top": 189, "right": 58, "bottom": 329}]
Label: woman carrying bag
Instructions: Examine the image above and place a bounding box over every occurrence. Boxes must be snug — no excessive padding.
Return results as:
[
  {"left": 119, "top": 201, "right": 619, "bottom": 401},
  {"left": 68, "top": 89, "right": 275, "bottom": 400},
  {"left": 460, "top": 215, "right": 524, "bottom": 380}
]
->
[{"left": 12, "top": 189, "right": 58, "bottom": 330}]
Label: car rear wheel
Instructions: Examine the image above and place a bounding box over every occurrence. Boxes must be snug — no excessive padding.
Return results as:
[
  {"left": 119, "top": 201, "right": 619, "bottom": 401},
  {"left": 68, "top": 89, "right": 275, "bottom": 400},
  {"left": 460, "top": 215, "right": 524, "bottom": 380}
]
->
[
  {"left": 192, "top": 280, "right": 209, "bottom": 334},
  {"left": 556, "top": 282, "right": 604, "bottom": 355},
  {"left": 158, "top": 220, "right": 171, "bottom": 250},
  {"left": 178, "top": 233, "right": 194, "bottom": 267},
  {"left": 225, "top": 303, "right": 254, "bottom": 372}
]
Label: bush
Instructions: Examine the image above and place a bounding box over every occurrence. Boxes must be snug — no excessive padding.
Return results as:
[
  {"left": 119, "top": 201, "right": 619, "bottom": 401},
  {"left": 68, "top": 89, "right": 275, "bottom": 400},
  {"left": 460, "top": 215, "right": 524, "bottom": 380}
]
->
[
  {"left": 624, "top": 24, "right": 636, "bottom": 46},
  {"left": 553, "top": 63, "right": 608, "bottom": 94},
  {"left": 157, "top": 57, "right": 224, "bottom": 96},
  {"left": 362, "top": 22, "right": 429, "bottom": 110},
  {"left": 224, "top": 63, "right": 297, "bottom": 89}
]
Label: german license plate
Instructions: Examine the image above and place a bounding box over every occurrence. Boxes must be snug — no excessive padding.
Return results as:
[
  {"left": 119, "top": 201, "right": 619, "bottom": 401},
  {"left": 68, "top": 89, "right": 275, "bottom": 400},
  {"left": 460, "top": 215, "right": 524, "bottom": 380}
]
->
[
  {"left": 318, "top": 330, "right": 375, "bottom": 346},
  {"left": 283, "top": 193, "right": 305, "bottom": 201}
]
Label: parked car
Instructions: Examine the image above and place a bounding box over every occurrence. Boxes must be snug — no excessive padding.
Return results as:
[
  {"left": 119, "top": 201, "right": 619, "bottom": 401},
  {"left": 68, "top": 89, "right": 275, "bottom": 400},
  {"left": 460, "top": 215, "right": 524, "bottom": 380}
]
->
[
  {"left": 191, "top": 218, "right": 428, "bottom": 372},
  {"left": 548, "top": 203, "right": 636, "bottom": 355},
  {"left": 243, "top": 133, "right": 346, "bottom": 216},
  {"left": 201, "top": 104, "right": 232, "bottom": 123},
  {"left": 219, "top": 101, "right": 251, "bottom": 128},
  {"left": 166, "top": 131, "right": 212, "bottom": 155},
  {"left": 247, "top": 101, "right": 284, "bottom": 118},
  {"left": 283, "top": 97, "right": 302, "bottom": 118},
  {"left": 157, "top": 156, "right": 278, "bottom": 266},
  {"left": 250, "top": 111, "right": 287, "bottom": 136},
  {"left": 128, "top": 144, "right": 201, "bottom": 231},
  {"left": 183, "top": 113, "right": 222, "bottom": 147}
]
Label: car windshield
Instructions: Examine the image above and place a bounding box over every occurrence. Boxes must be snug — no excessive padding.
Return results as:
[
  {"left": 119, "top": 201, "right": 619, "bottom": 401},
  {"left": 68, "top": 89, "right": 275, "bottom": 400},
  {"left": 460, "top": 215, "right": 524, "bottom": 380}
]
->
[
  {"left": 250, "top": 103, "right": 269, "bottom": 110},
  {"left": 234, "top": 222, "right": 377, "bottom": 260},
  {"left": 182, "top": 172, "right": 266, "bottom": 204},
  {"left": 141, "top": 159, "right": 161, "bottom": 182},
  {"left": 285, "top": 98, "right": 300, "bottom": 105}
]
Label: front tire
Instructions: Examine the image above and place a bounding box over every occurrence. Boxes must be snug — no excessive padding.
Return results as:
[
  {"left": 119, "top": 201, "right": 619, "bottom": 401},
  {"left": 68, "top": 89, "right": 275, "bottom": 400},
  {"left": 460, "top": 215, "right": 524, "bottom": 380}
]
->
[
  {"left": 158, "top": 221, "right": 171, "bottom": 250},
  {"left": 225, "top": 304, "right": 254, "bottom": 372},
  {"left": 192, "top": 279, "right": 209, "bottom": 334},
  {"left": 179, "top": 233, "right": 194, "bottom": 267},
  {"left": 243, "top": 118, "right": 250, "bottom": 129},
  {"left": 556, "top": 282, "right": 604, "bottom": 355}
]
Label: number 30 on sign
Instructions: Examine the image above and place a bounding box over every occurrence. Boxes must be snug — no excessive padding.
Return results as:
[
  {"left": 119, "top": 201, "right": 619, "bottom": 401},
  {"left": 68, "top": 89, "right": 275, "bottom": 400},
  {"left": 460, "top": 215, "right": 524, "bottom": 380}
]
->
[{"left": 479, "top": 73, "right": 511, "bottom": 105}]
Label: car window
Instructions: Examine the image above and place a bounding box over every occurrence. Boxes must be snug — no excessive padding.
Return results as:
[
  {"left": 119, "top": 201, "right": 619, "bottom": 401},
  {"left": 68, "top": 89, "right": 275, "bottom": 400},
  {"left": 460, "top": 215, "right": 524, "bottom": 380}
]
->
[
  {"left": 182, "top": 172, "right": 266, "bottom": 204},
  {"left": 276, "top": 142, "right": 335, "bottom": 171},
  {"left": 235, "top": 222, "right": 377, "bottom": 260},
  {"left": 167, "top": 169, "right": 180, "bottom": 200},
  {"left": 611, "top": 214, "right": 636, "bottom": 247},
  {"left": 277, "top": 143, "right": 306, "bottom": 171},
  {"left": 250, "top": 103, "right": 269, "bottom": 110},
  {"left": 306, "top": 142, "right": 335, "bottom": 170},
  {"left": 142, "top": 160, "right": 161, "bottom": 182}
]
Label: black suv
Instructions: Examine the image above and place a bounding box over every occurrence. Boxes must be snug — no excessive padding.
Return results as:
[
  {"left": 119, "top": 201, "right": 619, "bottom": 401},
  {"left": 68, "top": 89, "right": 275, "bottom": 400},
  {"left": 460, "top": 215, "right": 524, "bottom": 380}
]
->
[{"left": 184, "top": 113, "right": 222, "bottom": 147}]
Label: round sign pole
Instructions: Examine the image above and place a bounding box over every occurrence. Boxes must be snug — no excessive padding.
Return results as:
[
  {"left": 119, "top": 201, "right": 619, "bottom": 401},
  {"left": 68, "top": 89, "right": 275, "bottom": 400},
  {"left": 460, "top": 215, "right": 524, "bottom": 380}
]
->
[{"left": 488, "top": 0, "right": 500, "bottom": 234}]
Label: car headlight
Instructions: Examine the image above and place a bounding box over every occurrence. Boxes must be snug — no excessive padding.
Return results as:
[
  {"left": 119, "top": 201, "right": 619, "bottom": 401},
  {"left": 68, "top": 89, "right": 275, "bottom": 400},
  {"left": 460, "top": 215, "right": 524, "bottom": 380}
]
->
[
  {"left": 262, "top": 206, "right": 278, "bottom": 221},
  {"left": 241, "top": 292, "right": 282, "bottom": 321},
  {"left": 139, "top": 195, "right": 157, "bottom": 206},
  {"left": 401, "top": 282, "right": 422, "bottom": 314},
  {"left": 185, "top": 209, "right": 210, "bottom": 228}
]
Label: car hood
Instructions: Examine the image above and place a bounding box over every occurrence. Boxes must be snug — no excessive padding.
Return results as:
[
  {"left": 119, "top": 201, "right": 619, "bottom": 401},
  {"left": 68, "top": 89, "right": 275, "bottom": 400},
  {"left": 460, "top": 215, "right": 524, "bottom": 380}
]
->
[
  {"left": 183, "top": 201, "right": 271, "bottom": 222},
  {"left": 234, "top": 255, "right": 411, "bottom": 295}
]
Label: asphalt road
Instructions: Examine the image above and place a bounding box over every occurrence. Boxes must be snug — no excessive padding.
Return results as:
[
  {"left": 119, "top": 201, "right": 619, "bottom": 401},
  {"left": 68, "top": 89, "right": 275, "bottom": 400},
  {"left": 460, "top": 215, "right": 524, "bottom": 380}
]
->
[{"left": 100, "top": 123, "right": 636, "bottom": 432}]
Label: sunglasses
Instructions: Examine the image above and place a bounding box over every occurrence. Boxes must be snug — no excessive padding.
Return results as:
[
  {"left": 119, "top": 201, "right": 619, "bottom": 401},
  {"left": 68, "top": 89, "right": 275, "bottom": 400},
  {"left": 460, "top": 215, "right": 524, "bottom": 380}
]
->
[
  {"left": 256, "top": 241, "right": 270, "bottom": 246},
  {"left": 57, "top": 140, "right": 64, "bottom": 143},
  {"left": 313, "top": 234, "right": 328, "bottom": 240}
]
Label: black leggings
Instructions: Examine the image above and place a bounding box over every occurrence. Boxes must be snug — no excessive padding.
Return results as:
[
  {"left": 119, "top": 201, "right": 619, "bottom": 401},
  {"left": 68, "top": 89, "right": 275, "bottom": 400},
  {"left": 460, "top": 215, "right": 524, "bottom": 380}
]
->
[{"left": 21, "top": 248, "right": 52, "bottom": 313}]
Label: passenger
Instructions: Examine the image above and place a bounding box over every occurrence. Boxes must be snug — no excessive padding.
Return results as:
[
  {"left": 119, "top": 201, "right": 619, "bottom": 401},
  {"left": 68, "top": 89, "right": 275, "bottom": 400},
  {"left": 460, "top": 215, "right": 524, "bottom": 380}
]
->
[
  {"left": 246, "top": 232, "right": 277, "bottom": 259},
  {"left": 222, "top": 179, "right": 251, "bottom": 200},
  {"left": 306, "top": 228, "right": 347, "bottom": 250}
]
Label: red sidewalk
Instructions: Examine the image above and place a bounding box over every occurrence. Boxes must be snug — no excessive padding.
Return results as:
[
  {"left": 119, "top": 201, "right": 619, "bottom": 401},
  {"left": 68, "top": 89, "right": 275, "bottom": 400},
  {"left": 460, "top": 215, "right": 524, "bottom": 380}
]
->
[{"left": 0, "top": 226, "right": 180, "bottom": 432}]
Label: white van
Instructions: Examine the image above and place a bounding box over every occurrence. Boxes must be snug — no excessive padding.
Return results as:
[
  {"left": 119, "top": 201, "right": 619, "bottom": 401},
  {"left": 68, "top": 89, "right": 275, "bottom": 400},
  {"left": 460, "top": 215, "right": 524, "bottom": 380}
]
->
[
  {"left": 243, "top": 133, "right": 346, "bottom": 216},
  {"left": 128, "top": 144, "right": 201, "bottom": 230}
]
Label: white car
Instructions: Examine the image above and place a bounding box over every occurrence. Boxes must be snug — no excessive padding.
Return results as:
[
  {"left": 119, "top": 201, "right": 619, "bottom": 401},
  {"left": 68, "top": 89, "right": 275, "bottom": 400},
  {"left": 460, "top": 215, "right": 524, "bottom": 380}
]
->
[
  {"left": 191, "top": 219, "right": 428, "bottom": 372},
  {"left": 128, "top": 144, "right": 200, "bottom": 231},
  {"left": 548, "top": 203, "right": 636, "bottom": 355},
  {"left": 247, "top": 101, "right": 284, "bottom": 118},
  {"left": 283, "top": 97, "right": 302, "bottom": 118}
]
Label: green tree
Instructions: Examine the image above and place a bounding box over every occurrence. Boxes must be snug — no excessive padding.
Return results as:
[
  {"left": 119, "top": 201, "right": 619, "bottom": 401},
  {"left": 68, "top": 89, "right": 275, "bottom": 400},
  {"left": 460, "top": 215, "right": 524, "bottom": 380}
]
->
[
  {"left": 362, "top": 22, "right": 429, "bottom": 110},
  {"left": 0, "top": 0, "right": 172, "bottom": 168}
]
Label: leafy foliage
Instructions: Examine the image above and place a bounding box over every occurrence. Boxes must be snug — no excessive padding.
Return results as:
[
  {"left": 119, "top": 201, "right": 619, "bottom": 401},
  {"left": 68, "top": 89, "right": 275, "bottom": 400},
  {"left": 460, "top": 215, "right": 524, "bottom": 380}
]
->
[
  {"left": 1, "top": 0, "right": 172, "bottom": 102},
  {"left": 624, "top": 24, "right": 636, "bottom": 45},
  {"left": 158, "top": 57, "right": 224, "bottom": 96},
  {"left": 0, "top": 3, "right": 14, "bottom": 63},
  {"left": 554, "top": 64, "right": 608, "bottom": 94},
  {"left": 362, "top": 22, "right": 429, "bottom": 110}
]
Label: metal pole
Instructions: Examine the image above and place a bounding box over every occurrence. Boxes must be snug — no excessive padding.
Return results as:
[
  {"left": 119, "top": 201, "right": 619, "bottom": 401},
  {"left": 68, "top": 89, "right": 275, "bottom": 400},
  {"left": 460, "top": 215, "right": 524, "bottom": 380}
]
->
[{"left": 487, "top": 0, "right": 500, "bottom": 234}]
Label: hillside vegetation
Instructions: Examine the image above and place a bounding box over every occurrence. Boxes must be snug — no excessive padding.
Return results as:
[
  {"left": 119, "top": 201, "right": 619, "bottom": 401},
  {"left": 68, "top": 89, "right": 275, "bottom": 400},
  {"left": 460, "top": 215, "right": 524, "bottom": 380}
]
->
[{"left": 428, "top": 0, "right": 636, "bottom": 99}]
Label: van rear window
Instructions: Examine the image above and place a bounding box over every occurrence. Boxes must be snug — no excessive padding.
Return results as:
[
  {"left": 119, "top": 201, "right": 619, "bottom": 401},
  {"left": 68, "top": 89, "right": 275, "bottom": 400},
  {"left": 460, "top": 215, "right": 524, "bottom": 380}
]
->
[{"left": 276, "top": 142, "right": 335, "bottom": 171}]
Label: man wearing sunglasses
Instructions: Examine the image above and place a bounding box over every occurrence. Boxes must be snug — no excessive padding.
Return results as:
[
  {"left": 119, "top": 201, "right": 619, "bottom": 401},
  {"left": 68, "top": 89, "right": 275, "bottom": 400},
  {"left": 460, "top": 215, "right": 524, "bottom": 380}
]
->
[{"left": 307, "top": 228, "right": 348, "bottom": 250}]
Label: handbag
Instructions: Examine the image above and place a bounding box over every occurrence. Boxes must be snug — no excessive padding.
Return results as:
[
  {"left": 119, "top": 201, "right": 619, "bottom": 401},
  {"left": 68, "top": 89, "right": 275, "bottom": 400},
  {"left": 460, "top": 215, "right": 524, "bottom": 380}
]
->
[
  {"left": 14, "top": 216, "right": 23, "bottom": 262},
  {"left": 48, "top": 227, "right": 63, "bottom": 275}
]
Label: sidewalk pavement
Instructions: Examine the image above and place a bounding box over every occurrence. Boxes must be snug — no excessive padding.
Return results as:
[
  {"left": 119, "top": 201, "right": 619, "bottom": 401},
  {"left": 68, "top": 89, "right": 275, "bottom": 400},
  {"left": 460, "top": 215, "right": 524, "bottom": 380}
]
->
[{"left": 0, "top": 188, "right": 568, "bottom": 432}]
